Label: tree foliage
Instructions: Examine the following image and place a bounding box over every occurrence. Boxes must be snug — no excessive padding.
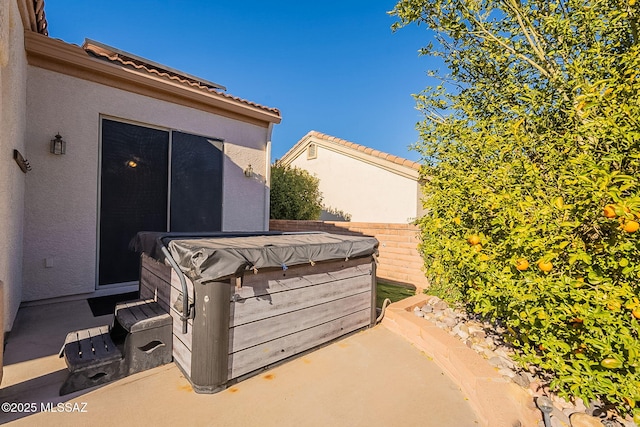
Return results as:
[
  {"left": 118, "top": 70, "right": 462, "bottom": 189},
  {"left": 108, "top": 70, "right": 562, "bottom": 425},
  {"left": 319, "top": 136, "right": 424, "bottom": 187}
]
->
[
  {"left": 392, "top": 0, "right": 640, "bottom": 418},
  {"left": 270, "top": 162, "right": 323, "bottom": 220}
]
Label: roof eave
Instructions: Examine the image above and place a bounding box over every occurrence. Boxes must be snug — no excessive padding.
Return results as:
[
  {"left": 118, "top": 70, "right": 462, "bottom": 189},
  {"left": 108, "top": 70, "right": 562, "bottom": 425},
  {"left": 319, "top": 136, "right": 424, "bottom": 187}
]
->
[
  {"left": 279, "top": 132, "right": 420, "bottom": 181},
  {"left": 24, "top": 32, "right": 281, "bottom": 127}
]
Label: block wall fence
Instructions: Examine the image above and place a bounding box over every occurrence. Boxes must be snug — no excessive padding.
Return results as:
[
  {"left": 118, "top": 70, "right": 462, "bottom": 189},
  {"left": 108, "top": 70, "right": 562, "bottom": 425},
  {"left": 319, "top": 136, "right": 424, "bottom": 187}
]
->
[{"left": 269, "top": 220, "right": 429, "bottom": 292}]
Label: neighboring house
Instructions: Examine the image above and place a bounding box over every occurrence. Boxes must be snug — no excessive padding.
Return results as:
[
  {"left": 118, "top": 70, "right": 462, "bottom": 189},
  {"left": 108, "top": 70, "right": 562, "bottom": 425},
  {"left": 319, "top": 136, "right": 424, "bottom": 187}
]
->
[
  {"left": 278, "top": 131, "right": 424, "bottom": 223},
  {"left": 0, "top": 0, "right": 281, "bottom": 331}
]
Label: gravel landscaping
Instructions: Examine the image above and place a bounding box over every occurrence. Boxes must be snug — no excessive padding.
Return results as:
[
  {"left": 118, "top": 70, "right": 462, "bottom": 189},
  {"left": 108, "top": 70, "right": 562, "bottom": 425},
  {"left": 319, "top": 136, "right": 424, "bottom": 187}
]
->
[{"left": 412, "top": 296, "right": 638, "bottom": 427}]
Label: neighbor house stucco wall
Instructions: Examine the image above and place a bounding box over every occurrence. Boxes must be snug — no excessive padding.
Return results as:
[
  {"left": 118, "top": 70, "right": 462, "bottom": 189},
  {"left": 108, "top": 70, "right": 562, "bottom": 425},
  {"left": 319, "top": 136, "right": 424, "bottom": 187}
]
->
[
  {"left": 288, "top": 145, "right": 420, "bottom": 223},
  {"left": 23, "top": 65, "right": 270, "bottom": 301},
  {"left": 0, "top": 0, "right": 27, "bottom": 330}
]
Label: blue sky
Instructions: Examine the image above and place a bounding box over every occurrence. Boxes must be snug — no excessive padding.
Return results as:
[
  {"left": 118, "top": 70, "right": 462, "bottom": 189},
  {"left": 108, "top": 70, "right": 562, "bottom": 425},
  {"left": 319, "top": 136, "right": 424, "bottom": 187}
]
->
[{"left": 44, "top": 1, "right": 435, "bottom": 162}]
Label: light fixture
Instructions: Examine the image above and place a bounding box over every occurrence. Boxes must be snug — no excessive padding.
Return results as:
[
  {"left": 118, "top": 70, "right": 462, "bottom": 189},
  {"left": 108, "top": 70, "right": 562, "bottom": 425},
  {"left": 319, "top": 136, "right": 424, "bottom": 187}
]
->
[
  {"left": 536, "top": 396, "right": 554, "bottom": 427},
  {"left": 244, "top": 164, "right": 254, "bottom": 178},
  {"left": 50, "top": 133, "right": 66, "bottom": 155}
]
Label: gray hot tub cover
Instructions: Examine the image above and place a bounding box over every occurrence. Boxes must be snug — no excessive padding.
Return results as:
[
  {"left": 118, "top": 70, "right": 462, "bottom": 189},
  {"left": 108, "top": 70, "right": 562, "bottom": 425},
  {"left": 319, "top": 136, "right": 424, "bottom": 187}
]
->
[{"left": 133, "top": 232, "right": 378, "bottom": 283}]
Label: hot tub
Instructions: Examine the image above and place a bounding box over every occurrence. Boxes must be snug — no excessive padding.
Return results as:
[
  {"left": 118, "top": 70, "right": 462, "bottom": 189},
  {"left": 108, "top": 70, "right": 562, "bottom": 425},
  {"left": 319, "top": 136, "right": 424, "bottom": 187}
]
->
[{"left": 132, "top": 232, "right": 378, "bottom": 393}]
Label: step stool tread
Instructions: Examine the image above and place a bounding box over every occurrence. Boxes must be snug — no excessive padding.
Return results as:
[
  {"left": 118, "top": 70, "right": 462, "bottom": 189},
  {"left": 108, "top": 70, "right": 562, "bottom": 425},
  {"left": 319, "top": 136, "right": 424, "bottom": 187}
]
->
[
  {"left": 63, "top": 326, "right": 122, "bottom": 372},
  {"left": 115, "top": 299, "right": 171, "bottom": 333}
]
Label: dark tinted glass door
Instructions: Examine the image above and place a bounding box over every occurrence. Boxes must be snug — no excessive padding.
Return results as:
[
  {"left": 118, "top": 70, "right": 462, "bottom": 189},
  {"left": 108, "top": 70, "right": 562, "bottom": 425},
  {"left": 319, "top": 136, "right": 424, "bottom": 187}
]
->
[
  {"left": 170, "top": 131, "right": 223, "bottom": 232},
  {"left": 99, "top": 119, "right": 169, "bottom": 285}
]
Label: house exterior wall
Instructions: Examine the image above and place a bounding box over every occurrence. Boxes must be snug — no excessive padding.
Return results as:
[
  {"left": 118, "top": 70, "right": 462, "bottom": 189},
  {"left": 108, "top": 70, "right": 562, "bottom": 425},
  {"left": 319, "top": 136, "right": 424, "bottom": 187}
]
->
[
  {"left": 288, "top": 145, "right": 420, "bottom": 223},
  {"left": 23, "top": 66, "right": 270, "bottom": 302},
  {"left": 0, "top": 0, "right": 28, "bottom": 330}
]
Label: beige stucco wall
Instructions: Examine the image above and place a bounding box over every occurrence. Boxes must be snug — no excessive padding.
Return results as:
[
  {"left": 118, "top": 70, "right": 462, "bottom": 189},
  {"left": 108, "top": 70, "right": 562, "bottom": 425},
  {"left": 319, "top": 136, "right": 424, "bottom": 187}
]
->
[
  {"left": 0, "top": 0, "right": 27, "bottom": 330},
  {"left": 289, "top": 146, "right": 420, "bottom": 223},
  {"left": 23, "top": 65, "right": 270, "bottom": 301}
]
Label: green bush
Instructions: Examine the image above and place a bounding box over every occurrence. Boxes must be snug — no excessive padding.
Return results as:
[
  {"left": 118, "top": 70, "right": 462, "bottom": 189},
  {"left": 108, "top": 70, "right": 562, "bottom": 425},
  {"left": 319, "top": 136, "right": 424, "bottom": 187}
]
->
[
  {"left": 270, "top": 162, "right": 323, "bottom": 220},
  {"left": 392, "top": 0, "right": 640, "bottom": 418}
]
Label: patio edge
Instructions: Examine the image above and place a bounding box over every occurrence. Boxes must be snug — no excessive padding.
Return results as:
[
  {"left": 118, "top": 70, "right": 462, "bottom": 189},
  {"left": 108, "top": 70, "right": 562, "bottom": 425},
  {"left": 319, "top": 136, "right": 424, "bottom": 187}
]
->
[{"left": 382, "top": 295, "right": 540, "bottom": 427}]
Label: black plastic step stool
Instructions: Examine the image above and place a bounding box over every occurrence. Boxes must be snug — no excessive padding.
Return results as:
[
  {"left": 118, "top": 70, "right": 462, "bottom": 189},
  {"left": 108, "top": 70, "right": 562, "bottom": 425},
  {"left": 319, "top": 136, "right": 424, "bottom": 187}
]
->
[
  {"left": 112, "top": 299, "right": 173, "bottom": 375},
  {"left": 59, "top": 326, "right": 123, "bottom": 395},
  {"left": 59, "top": 299, "right": 173, "bottom": 395}
]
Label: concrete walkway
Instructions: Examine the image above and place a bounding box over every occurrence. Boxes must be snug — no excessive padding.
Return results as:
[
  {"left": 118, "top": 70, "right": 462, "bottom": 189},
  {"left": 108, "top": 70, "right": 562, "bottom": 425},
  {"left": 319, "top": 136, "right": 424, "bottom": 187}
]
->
[{"left": 0, "top": 300, "right": 479, "bottom": 426}]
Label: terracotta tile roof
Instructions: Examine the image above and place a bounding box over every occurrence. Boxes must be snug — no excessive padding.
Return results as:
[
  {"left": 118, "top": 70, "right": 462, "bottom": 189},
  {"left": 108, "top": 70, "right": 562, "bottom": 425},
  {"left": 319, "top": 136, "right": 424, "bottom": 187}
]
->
[
  {"left": 307, "top": 131, "right": 421, "bottom": 171},
  {"left": 82, "top": 40, "right": 281, "bottom": 116},
  {"left": 34, "top": 0, "right": 48, "bottom": 35}
]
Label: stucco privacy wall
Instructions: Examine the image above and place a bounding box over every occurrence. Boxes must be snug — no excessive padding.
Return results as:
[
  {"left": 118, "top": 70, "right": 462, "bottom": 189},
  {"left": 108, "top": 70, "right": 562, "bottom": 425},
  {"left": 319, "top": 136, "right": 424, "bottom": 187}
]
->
[
  {"left": 0, "top": 0, "right": 27, "bottom": 330},
  {"left": 23, "top": 65, "right": 270, "bottom": 302},
  {"left": 288, "top": 145, "right": 421, "bottom": 223},
  {"left": 269, "top": 220, "right": 429, "bottom": 291}
]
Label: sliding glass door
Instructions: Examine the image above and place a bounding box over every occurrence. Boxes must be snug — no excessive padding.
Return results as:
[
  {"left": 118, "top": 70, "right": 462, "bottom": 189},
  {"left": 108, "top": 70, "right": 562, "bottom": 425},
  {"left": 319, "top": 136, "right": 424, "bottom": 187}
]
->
[
  {"left": 170, "top": 131, "right": 223, "bottom": 232},
  {"left": 98, "top": 118, "right": 223, "bottom": 286}
]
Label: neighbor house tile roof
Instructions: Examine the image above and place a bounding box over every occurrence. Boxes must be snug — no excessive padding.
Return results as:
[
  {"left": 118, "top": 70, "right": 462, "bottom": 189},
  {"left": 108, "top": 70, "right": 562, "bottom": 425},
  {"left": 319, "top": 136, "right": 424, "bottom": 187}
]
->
[
  {"left": 82, "top": 40, "right": 281, "bottom": 116},
  {"left": 306, "top": 131, "right": 421, "bottom": 171}
]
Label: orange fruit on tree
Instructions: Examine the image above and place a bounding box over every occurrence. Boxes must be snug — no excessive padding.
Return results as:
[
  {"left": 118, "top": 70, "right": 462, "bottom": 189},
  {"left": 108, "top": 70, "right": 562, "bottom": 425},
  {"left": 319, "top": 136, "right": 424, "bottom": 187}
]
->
[
  {"left": 603, "top": 204, "right": 617, "bottom": 218},
  {"left": 600, "top": 358, "right": 623, "bottom": 369},
  {"left": 472, "top": 244, "right": 482, "bottom": 252},
  {"left": 607, "top": 300, "right": 621, "bottom": 311},
  {"left": 623, "top": 220, "right": 639, "bottom": 233},
  {"left": 538, "top": 260, "right": 553, "bottom": 272},
  {"left": 467, "top": 235, "right": 480, "bottom": 245},
  {"left": 515, "top": 258, "right": 529, "bottom": 271},
  {"left": 632, "top": 308, "right": 640, "bottom": 319}
]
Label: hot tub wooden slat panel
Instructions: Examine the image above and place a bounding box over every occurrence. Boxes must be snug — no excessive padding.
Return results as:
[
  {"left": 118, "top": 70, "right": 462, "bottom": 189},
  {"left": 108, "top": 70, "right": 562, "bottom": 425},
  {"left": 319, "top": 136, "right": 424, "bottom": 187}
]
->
[
  {"left": 237, "top": 259, "right": 372, "bottom": 300},
  {"left": 229, "top": 290, "right": 371, "bottom": 353},
  {"left": 170, "top": 271, "right": 194, "bottom": 297},
  {"left": 229, "top": 309, "right": 371, "bottom": 379},
  {"left": 140, "top": 253, "right": 376, "bottom": 392},
  {"left": 140, "top": 267, "right": 172, "bottom": 305},
  {"left": 173, "top": 333, "right": 192, "bottom": 377},
  {"left": 230, "top": 274, "right": 371, "bottom": 327},
  {"left": 141, "top": 253, "right": 172, "bottom": 282},
  {"left": 141, "top": 264, "right": 193, "bottom": 351}
]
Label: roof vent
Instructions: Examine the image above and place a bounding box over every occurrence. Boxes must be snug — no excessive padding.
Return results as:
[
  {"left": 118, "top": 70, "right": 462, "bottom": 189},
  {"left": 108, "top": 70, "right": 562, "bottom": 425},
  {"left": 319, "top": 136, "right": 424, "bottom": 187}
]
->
[{"left": 307, "top": 144, "right": 317, "bottom": 160}]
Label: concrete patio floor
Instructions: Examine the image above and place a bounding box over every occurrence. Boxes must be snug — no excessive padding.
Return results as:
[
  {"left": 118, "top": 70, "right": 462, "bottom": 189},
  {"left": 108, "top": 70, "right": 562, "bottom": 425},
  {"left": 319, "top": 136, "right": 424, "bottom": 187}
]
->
[{"left": 0, "top": 299, "right": 479, "bottom": 426}]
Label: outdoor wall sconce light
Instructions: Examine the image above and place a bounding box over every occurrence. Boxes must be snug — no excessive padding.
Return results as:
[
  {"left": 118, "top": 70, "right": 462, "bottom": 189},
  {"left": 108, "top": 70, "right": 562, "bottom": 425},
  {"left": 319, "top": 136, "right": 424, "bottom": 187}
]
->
[
  {"left": 50, "top": 133, "right": 66, "bottom": 155},
  {"left": 536, "top": 396, "right": 554, "bottom": 427},
  {"left": 244, "top": 164, "right": 254, "bottom": 178}
]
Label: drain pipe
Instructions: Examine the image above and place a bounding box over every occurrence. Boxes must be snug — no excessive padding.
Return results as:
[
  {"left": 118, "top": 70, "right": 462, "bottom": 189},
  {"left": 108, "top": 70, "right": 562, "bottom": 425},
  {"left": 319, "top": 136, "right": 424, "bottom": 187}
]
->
[
  {"left": 160, "top": 245, "right": 192, "bottom": 334},
  {"left": 376, "top": 298, "right": 392, "bottom": 324},
  {"left": 536, "top": 396, "right": 554, "bottom": 427}
]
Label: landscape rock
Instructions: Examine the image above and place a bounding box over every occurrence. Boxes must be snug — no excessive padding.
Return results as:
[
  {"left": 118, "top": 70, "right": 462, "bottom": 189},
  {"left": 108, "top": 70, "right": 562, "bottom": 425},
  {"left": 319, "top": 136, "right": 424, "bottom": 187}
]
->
[
  {"left": 553, "top": 406, "right": 572, "bottom": 426},
  {"left": 574, "top": 398, "right": 587, "bottom": 413},
  {"left": 433, "top": 300, "right": 448, "bottom": 311},
  {"left": 570, "top": 412, "right": 605, "bottom": 427},
  {"left": 488, "top": 356, "right": 508, "bottom": 368},
  {"left": 551, "top": 414, "right": 571, "bottom": 427},
  {"left": 512, "top": 372, "right": 531, "bottom": 388},
  {"left": 498, "top": 367, "right": 516, "bottom": 378},
  {"left": 441, "top": 316, "right": 458, "bottom": 328},
  {"left": 456, "top": 329, "right": 470, "bottom": 340},
  {"left": 420, "top": 304, "right": 433, "bottom": 313}
]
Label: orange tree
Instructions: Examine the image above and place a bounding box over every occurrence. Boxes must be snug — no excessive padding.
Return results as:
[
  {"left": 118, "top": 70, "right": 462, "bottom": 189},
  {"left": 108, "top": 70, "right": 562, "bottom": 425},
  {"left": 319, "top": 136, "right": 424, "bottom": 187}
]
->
[{"left": 392, "top": 0, "right": 640, "bottom": 419}]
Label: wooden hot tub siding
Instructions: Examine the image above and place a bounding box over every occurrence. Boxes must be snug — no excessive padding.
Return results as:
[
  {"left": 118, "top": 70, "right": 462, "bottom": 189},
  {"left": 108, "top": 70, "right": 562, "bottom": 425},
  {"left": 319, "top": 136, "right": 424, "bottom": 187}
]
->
[{"left": 139, "top": 253, "right": 376, "bottom": 391}]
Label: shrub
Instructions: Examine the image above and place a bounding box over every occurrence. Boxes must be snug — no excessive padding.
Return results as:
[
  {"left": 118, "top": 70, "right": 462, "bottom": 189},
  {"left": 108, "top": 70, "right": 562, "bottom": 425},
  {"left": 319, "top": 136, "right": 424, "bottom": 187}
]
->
[
  {"left": 392, "top": 0, "right": 640, "bottom": 418},
  {"left": 270, "top": 162, "right": 323, "bottom": 220}
]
